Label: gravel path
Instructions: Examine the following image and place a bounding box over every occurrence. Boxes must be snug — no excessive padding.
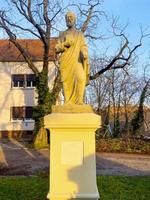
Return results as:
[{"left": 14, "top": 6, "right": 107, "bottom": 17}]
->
[
  {"left": 96, "top": 152, "right": 150, "bottom": 176},
  {"left": 0, "top": 139, "right": 150, "bottom": 176}
]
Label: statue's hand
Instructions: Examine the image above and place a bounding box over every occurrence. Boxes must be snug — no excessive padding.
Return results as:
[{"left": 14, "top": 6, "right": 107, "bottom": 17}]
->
[
  {"left": 55, "top": 42, "right": 66, "bottom": 53},
  {"left": 82, "top": 49, "right": 88, "bottom": 60},
  {"left": 64, "top": 37, "right": 73, "bottom": 48},
  {"left": 55, "top": 37, "right": 73, "bottom": 53}
]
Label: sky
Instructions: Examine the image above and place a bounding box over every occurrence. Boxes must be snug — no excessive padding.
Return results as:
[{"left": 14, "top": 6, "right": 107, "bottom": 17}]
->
[
  {"left": 1, "top": 0, "right": 149, "bottom": 43},
  {"left": 102, "top": 0, "right": 150, "bottom": 40},
  {"left": 89, "top": 0, "right": 150, "bottom": 73},
  {"left": 0, "top": 0, "right": 149, "bottom": 69},
  {"left": 82, "top": 0, "right": 150, "bottom": 74}
]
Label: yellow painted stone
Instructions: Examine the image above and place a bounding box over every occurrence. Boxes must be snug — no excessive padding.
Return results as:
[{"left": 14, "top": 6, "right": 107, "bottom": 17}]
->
[
  {"left": 61, "top": 141, "right": 83, "bottom": 165},
  {"left": 55, "top": 11, "right": 89, "bottom": 105},
  {"left": 52, "top": 104, "right": 94, "bottom": 113},
  {"left": 44, "top": 108, "right": 101, "bottom": 200}
]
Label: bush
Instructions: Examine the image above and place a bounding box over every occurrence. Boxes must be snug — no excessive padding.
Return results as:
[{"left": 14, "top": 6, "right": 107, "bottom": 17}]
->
[{"left": 96, "top": 138, "right": 150, "bottom": 154}]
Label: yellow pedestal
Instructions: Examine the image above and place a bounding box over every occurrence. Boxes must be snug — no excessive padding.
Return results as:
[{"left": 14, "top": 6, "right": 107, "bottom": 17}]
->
[{"left": 44, "top": 106, "right": 101, "bottom": 200}]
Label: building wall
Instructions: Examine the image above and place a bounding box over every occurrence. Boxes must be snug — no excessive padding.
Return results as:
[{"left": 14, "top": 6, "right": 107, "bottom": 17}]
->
[{"left": 0, "top": 61, "right": 56, "bottom": 134}]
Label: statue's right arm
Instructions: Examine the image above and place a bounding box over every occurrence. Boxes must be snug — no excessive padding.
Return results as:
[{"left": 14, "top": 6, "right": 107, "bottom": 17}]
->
[
  {"left": 55, "top": 31, "right": 66, "bottom": 53},
  {"left": 55, "top": 41, "right": 65, "bottom": 53}
]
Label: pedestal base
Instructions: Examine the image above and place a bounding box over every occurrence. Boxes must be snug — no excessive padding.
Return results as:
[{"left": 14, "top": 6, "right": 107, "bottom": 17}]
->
[
  {"left": 44, "top": 106, "right": 101, "bottom": 200},
  {"left": 48, "top": 196, "right": 99, "bottom": 200},
  {"left": 49, "top": 198, "right": 98, "bottom": 200}
]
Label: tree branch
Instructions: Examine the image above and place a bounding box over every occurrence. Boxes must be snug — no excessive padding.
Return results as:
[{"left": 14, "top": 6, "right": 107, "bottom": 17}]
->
[
  {"left": 90, "top": 26, "right": 147, "bottom": 80},
  {"left": 0, "top": 11, "right": 39, "bottom": 75}
]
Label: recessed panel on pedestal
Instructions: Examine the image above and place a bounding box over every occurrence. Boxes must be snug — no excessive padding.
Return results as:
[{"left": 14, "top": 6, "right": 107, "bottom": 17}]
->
[{"left": 61, "top": 141, "right": 83, "bottom": 165}]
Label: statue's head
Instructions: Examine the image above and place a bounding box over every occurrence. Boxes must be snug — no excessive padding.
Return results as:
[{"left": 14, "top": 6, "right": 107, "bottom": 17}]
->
[{"left": 65, "top": 11, "right": 76, "bottom": 28}]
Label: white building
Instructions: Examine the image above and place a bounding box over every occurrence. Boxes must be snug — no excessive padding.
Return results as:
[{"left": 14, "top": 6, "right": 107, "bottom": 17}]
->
[{"left": 0, "top": 39, "right": 56, "bottom": 138}]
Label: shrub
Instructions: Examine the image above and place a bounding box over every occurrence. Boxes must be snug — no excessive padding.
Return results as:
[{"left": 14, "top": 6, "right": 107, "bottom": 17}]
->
[{"left": 96, "top": 138, "right": 150, "bottom": 154}]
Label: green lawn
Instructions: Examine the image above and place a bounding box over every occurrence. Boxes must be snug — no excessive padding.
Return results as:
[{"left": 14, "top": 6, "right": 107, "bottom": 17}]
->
[{"left": 0, "top": 176, "right": 149, "bottom": 200}]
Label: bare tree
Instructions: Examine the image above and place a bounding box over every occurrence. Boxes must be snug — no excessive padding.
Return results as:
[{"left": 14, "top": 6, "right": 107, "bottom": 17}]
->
[
  {"left": 90, "top": 17, "right": 149, "bottom": 80},
  {"left": 0, "top": 0, "right": 105, "bottom": 142},
  {"left": 131, "top": 65, "right": 150, "bottom": 136},
  {"left": 88, "top": 57, "right": 141, "bottom": 137},
  {"left": 121, "top": 73, "right": 140, "bottom": 135},
  {"left": 0, "top": 0, "right": 148, "bottom": 143}
]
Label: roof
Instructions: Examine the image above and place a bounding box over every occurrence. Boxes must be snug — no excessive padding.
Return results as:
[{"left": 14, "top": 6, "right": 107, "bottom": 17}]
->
[{"left": 0, "top": 38, "right": 57, "bottom": 62}]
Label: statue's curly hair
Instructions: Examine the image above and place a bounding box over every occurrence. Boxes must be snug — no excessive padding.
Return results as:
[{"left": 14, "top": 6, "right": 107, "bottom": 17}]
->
[{"left": 65, "top": 11, "right": 76, "bottom": 20}]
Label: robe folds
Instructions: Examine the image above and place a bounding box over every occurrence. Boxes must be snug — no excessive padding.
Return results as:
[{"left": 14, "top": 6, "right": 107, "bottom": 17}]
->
[{"left": 58, "top": 29, "right": 89, "bottom": 104}]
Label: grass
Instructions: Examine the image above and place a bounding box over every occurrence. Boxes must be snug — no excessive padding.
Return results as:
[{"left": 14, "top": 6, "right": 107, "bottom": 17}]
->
[
  {"left": 0, "top": 176, "right": 149, "bottom": 200},
  {"left": 0, "top": 176, "right": 48, "bottom": 200},
  {"left": 97, "top": 176, "right": 150, "bottom": 200}
]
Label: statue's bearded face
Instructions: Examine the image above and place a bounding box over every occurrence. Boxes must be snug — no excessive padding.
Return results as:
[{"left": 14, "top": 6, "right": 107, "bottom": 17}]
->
[{"left": 65, "top": 12, "right": 76, "bottom": 28}]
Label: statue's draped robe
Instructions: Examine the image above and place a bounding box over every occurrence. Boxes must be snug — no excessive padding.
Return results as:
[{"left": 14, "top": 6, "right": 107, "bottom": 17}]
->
[{"left": 59, "top": 30, "right": 89, "bottom": 104}]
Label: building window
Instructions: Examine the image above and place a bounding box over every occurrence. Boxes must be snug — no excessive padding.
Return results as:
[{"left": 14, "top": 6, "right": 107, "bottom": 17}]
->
[
  {"left": 12, "top": 107, "right": 24, "bottom": 120},
  {"left": 12, "top": 74, "right": 24, "bottom": 87},
  {"left": 11, "top": 106, "right": 33, "bottom": 120},
  {"left": 25, "top": 106, "right": 33, "bottom": 119},
  {"left": 11, "top": 74, "right": 36, "bottom": 88},
  {"left": 26, "top": 74, "right": 36, "bottom": 87}
]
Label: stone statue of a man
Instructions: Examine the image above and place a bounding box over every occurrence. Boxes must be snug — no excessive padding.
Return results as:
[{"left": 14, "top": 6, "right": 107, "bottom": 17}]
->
[{"left": 56, "top": 11, "right": 89, "bottom": 105}]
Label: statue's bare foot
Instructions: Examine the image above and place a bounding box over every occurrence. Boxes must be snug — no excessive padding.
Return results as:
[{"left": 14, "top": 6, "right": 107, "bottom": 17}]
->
[{"left": 64, "top": 102, "right": 73, "bottom": 106}]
